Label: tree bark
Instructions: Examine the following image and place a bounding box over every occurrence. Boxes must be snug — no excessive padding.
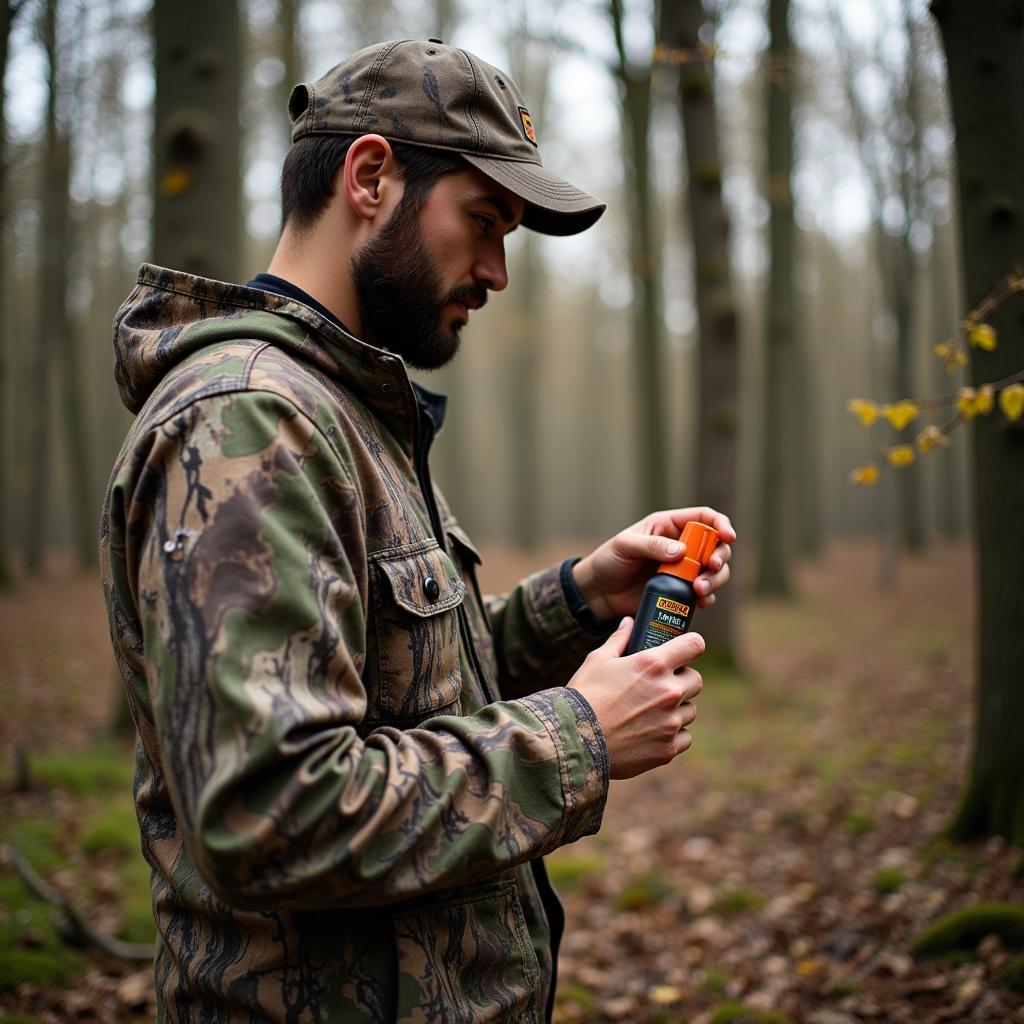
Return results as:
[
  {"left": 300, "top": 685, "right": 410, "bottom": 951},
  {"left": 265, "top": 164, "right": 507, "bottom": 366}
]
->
[
  {"left": 610, "top": 0, "right": 668, "bottom": 515},
  {"left": 660, "top": 0, "right": 742, "bottom": 667},
  {"left": 755, "top": 0, "right": 796, "bottom": 596},
  {"left": 0, "top": 0, "right": 25, "bottom": 585},
  {"left": 26, "top": 0, "right": 60, "bottom": 574},
  {"left": 153, "top": 0, "right": 241, "bottom": 281},
  {"left": 932, "top": 0, "right": 1024, "bottom": 845}
]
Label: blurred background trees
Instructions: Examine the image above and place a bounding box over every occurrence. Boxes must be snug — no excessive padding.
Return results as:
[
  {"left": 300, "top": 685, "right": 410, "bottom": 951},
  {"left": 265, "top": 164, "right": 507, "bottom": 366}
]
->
[{"left": 1, "top": 0, "right": 1019, "bottom": 840}]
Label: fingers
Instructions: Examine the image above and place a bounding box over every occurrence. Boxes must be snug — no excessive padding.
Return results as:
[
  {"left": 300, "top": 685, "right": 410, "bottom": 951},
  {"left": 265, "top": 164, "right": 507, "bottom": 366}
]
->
[
  {"left": 589, "top": 616, "right": 634, "bottom": 661},
  {"left": 695, "top": 558, "right": 731, "bottom": 598},
  {"left": 630, "top": 631, "right": 705, "bottom": 673},
  {"left": 615, "top": 530, "right": 686, "bottom": 564},
  {"left": 658, "top": 506, "right": 737, "bottom": 545}
]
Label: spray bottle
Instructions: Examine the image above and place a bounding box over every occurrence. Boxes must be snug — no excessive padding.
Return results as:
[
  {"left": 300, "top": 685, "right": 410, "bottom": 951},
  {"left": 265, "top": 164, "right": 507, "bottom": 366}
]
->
[{"left": 625, "top": 521, "right": 719, "bottom": 655}]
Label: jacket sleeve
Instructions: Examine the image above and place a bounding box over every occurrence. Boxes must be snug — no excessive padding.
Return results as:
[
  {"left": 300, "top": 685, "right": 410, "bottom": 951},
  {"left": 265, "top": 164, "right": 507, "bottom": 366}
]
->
[
  {"left": 125, "top": 390, "right": 608, "bottom": 911},
  {"left": 483, "top": 568, "right": 613, "bottom": 699}
]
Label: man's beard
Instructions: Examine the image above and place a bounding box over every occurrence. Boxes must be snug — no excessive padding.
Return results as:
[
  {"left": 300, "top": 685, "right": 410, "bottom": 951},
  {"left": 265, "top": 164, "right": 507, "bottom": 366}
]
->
[{"left": 351, "top": 192, "right": 487, "bottom": 370}]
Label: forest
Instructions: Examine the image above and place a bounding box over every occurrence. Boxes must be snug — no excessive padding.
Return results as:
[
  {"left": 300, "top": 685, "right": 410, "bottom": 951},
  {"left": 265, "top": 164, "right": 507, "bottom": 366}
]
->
[{"left": 0, "top": 0, "right": 1022, "bottom": 1021}]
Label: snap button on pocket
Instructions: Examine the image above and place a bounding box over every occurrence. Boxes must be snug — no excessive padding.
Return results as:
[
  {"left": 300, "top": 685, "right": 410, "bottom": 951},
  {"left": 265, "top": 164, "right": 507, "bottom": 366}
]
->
[{"left": 422, "top": 576, "right": 441, "bottom": 602}]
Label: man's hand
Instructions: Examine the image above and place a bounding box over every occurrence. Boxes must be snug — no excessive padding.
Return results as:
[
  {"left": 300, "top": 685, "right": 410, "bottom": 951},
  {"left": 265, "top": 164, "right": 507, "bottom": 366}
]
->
[
  {"left": 569, "top": 618, "right": 704, "bottom": 779},
  {"left": 572, "top": 507, "right": 736, "bottom": 622}
]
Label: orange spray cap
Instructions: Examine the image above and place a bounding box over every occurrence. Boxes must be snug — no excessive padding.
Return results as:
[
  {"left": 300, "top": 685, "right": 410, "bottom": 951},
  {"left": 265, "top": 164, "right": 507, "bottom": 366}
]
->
[{"left": 658, "top": 521, "right": 719, "bottom": 583}]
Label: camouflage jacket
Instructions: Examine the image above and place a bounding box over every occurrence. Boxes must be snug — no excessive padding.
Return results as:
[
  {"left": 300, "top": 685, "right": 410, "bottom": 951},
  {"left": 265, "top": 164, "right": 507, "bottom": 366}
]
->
[{"left": 99, "top": 264, "right": 610, "bottom": 1024}]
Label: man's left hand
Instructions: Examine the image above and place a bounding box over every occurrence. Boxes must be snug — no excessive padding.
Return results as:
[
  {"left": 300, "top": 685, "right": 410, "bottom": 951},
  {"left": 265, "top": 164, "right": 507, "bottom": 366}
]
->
[{"left": 572, "top": 507, "right": 736, "bottom": 623}]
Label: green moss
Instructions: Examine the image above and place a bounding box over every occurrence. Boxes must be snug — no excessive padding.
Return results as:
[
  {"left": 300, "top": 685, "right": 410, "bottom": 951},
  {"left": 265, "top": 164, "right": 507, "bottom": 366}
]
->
[
  {"left": 700, "top": 967, "right": 729, "bottom": 996},
  {"left": 709, "top": 1003, "right": 790, "bottom": 1024},
  {"left": 0, "top": 878, "right": 88, "bottom": 992},
  {"left": 844, "top": 811, "right": 875, "bottom": 837},
  {"left": 713, "top": 888, "right": 764, "bottom": 917},
  {"left": 556, "top": 982, "right": 596, "bottom": 1012},
  {"left": 0, "top": 946, "right": 87, "bottom": 991},
  {"left": 872, "top": 867, "right": 906, "bottom": 895},
  {"left": 0, "top": 818, "right": 67, "bottom": 874},
  {"left": 615, "top": 871, "right": 676, "bottom": 911},
  {"left": 545, "top": 852, "right": 605, "bottom": 892},
  {"left": 80, "top": 802, "right": 141, "bottom": 858},
  {"left": 999, "top": 952, "right": 1024, "bottom": 991},
  {"left": 32, "top": 741, "right": 132, "bottom": 795},
  {"left": 910, "top": 903, "right": 1024, "bottom": 958},
  {"left": 0, "top": 1014, "right": 47, "bottom": 1023}
]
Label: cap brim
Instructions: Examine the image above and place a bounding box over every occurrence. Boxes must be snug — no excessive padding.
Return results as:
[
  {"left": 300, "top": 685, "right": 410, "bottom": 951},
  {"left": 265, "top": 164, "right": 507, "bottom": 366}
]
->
[{"left": 462, "top": 154, "right": 605, "bottom": 237}]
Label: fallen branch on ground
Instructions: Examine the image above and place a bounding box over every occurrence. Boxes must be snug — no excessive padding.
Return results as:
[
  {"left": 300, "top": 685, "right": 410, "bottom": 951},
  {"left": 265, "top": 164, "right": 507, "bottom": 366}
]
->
[{"left": 2, "top": 843, "right": 155, "bottom": 963}]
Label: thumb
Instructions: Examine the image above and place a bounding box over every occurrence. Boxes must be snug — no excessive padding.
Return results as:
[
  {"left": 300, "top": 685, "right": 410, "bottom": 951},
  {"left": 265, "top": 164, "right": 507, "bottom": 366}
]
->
[{"left": 594, "top": 616, "right": 634, "bottom": 659}]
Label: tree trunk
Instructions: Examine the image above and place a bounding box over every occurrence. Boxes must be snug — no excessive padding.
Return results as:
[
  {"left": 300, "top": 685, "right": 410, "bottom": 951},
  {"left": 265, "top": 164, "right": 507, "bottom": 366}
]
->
[
  {"left": 26, "top": 0, "right": 60, "bottom": 574},
  {"left": 610, "top": 0, "right": 668, "bottom": 515},
  {"left": 506, "top": 6, "right": 552, "bottom": 549},
  {"left": 153, "top": 0, "right": 241, "bottom": 281},
  {"left": 0, "top": 0, "right": 23, "bottom": 586},
  {"left": 755, "top": 0, "right": 796, "bottom": 596},
  {"left": 660, "top": 0, "right": 742, "bottom": 667},
  {"left": 932, "top": 0, "right": 1024, "bottom": 845}
]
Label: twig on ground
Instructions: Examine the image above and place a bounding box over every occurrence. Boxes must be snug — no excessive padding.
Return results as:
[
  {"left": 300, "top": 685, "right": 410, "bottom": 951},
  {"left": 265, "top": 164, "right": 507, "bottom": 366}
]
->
[{"left": 2, "top": 843, "right": 155, "bottom": 963}]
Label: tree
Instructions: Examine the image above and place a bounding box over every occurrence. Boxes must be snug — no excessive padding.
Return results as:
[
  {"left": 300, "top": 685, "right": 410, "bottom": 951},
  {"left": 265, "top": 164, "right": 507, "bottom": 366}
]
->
[
  {"left": 755, "top": 0, "right": 797, "bottom": 596},
  {"left": 931, "top": 0, "right": 1024, "bottom": 845},
  {"left": 153, "top": 0, "right": 241, "bottom": 280},
  {"left": 0, "top": 0, "right": 28, "bottom": 585},
  {"left": 659, "top": 0, "right": 742, "bottom": 666},
  {"left": 609, "top": 0, "right": 669, "bottom": 514}
]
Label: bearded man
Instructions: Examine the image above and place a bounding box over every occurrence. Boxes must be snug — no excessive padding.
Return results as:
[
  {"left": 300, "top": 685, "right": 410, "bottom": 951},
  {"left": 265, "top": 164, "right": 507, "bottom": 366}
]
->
[{"left": 101, "top": 39, "right": 734, "bottom": 1023}]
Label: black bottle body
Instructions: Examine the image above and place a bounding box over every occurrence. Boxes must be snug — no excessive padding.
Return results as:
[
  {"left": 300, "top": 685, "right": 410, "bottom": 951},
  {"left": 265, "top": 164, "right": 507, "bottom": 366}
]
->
[{"left": 625, "top": 573, "right": 697, "bottom": 655}]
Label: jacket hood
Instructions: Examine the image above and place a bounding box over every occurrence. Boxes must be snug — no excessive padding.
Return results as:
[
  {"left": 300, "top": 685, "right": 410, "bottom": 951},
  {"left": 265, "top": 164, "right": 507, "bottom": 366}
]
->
[{"left": 113, "top": 263, "right": 419, "bottom": 436}]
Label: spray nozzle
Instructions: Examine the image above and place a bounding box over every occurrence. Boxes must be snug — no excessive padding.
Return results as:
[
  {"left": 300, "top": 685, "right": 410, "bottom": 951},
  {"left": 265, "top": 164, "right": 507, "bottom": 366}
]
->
[{"left": 658, "top": 521, "right": 719, "bottom": 582}]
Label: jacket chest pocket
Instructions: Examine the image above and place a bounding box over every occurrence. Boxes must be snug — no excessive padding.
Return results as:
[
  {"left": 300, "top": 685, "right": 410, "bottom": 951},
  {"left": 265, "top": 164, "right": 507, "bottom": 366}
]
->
[{"left": 368, "top": 541, "right": 466, "bottom": 723}]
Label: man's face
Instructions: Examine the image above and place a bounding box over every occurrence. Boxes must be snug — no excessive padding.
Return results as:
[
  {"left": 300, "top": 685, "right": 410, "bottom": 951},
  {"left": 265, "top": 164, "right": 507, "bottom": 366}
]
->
[{"left": 352, "top": 167, "right": 525, "bottom": 370}]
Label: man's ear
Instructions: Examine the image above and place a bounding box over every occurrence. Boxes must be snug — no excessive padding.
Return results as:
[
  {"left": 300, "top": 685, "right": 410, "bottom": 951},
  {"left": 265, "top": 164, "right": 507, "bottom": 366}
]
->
[{"left": 341, "top": 135, "right": 401, "bottom": 223}]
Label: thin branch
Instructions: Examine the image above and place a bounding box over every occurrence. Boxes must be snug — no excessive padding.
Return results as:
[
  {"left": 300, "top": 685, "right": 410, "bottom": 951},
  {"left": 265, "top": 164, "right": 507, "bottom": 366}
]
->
[{"left": 2, "top": 844, "right": 156, "bottom": 963}]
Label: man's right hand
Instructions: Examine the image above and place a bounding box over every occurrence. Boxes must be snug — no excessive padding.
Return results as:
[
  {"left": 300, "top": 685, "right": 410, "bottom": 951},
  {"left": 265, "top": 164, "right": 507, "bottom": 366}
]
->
[{"left": 568, "top": 617, "right": 704, "bottom": 780}]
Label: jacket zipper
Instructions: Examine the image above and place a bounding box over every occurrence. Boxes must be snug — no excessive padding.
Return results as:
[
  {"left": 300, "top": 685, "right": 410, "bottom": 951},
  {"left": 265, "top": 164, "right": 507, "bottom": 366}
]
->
[{"left": 413, "top": 413, "right": 499, "bottom": 708}]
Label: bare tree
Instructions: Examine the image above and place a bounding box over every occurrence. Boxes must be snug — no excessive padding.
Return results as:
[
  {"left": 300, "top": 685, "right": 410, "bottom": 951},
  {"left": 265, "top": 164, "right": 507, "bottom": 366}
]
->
[
  {"left": 609, "top": 0, "right": 669, "bottom": 514},
  {"left": 659, "top": 0, "right": 742, "bottom": 665},
  {"left": 153, "top": 0, "right": 241, "bottom": 280},
  {"left": 0, "top": 0, "right": 28, "bottom": 585},
  {"left": 931, "top": 0, "right": 1024, "bottom": 845},
  {"left": 754, "top": 0, "right": 797, "bottom": 596}
]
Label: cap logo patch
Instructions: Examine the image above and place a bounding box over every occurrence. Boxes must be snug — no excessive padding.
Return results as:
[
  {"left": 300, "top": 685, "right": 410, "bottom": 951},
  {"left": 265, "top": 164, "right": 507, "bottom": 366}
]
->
[{"left": 518, "top": 106, "right": 537, "bottom": 146}]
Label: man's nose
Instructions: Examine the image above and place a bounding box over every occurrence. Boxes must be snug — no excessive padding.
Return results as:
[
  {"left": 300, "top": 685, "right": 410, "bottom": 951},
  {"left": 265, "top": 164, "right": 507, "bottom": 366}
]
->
[{"left": 473, "top": 243, "right": 509, "bottom": 292}]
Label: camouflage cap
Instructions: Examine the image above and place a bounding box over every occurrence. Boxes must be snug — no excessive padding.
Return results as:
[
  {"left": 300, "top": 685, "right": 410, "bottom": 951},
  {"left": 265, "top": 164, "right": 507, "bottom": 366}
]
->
[{"left": 288, "top": 39, "right": 605, "bottom": 236}]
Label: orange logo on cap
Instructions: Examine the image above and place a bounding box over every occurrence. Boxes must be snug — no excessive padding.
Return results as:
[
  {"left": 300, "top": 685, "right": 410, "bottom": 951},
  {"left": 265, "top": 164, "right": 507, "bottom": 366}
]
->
[{"left": 518, "top": 107, "right": 537, "bottom": 146}]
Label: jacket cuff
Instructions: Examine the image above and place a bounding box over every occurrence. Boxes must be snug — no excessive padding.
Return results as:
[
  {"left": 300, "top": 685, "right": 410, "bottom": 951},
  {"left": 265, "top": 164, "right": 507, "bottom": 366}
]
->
[
  {"left": 520, "top": 687, "right": 609, "bottom": 848},
  {"left": 560, "top": 557, "right": 620, "bottom": 638}
]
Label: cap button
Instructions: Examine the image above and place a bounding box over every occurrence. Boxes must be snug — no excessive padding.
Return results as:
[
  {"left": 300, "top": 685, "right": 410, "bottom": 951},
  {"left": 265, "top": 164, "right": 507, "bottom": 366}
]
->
[
  {"left": 423, "top": 576, "right": 441, "bottom": 602},
  {"left": 427, "top": 38, "right": 444, "bottom": 44}
]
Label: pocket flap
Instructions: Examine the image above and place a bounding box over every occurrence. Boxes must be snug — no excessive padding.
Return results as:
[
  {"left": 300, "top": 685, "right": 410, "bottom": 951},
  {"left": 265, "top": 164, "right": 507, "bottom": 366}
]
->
[{"left": 376, "top": 543, "right": 466, "bottom": 617}]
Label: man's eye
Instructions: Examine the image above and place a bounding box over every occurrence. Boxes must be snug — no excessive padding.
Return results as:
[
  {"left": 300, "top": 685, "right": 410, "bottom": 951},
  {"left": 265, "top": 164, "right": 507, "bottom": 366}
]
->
[{"left": 473, "top": 214, "right": 494, "bottom": 231}]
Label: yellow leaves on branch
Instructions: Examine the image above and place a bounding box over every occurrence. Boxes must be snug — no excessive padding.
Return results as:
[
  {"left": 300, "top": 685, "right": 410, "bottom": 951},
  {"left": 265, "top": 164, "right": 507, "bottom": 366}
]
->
[
  {"left": 934, "top": 341, "right": 969, "bottom": 375},
  {"left": 882, "top": 401, "right": 920, "bottom": 430},
  {"left": 956, "top": 385, "right": 995, "bottom": 419},
  {"left": 999, "top": 383, "right": 1024, "bottom": 422},
  {"left": 916, "top": 425, "right": 950, "bottom": 453},
  {"left": 887, "top": 445, "right": 915, "bottom": 468},
  {"left": 847, "top": 399, "right": 878, "bottom": 426},
  {"left": 847, "top": 400, "right": 920, "bottom": 431},
  {"left": 850, "top": 463, "right": 880, "bottom": 486},
  {"left": 968, "top": 322, "right": 998, "bottom": 351}
]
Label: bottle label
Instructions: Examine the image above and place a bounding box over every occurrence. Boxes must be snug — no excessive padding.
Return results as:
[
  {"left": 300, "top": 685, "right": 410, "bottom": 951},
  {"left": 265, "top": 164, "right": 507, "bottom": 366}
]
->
[{"left": 639, "top": 596, "right": 691, "bottom": 650}]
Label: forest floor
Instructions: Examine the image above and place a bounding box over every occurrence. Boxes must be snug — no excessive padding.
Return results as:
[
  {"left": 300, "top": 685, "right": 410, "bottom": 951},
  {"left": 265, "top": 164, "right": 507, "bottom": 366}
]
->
[{"left": 0, "top": 539, "right": 1022, "bottom": 1023}]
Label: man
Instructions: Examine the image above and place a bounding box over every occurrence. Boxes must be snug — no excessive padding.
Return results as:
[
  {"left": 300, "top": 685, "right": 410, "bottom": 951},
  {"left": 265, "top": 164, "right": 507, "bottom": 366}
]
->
[{"left": 100, "top": 39, "right": 734, "bottom": 1023}]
